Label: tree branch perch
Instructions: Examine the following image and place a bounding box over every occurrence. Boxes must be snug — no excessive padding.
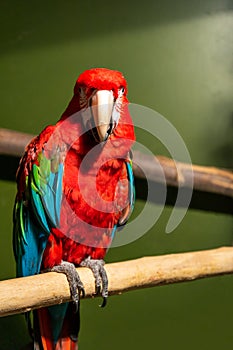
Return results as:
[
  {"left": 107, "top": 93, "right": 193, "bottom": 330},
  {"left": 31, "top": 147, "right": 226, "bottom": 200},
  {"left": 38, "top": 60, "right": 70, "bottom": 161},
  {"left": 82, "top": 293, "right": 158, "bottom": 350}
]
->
[{"left": 0, "top": 247, "right": 233, "bottom": 317}]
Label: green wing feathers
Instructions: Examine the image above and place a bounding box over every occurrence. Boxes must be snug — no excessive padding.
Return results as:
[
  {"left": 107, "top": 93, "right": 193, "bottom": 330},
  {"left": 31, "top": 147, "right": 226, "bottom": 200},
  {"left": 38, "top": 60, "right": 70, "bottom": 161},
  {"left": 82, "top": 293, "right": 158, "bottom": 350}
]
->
[{"left": 13, "top": 148, "right": 64, "bottom": 277}]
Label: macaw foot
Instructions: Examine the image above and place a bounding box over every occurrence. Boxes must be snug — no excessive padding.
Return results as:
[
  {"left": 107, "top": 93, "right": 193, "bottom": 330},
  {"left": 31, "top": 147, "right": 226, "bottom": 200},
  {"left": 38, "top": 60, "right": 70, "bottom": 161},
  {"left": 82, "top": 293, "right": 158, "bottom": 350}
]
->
[
  {"left": 51, "top": 261, "right": 85, "bottom": 311},
  {"left": 80, "top": 257, "right": 108, "bottom": 307}
]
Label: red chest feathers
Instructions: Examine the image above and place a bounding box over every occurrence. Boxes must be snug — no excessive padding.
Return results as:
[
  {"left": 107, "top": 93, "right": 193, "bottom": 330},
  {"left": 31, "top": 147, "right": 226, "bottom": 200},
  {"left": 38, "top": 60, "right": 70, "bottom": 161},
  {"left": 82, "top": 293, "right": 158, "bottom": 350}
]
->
[{"left": 63, "top": 147, "right": 128, "bottom": 227}]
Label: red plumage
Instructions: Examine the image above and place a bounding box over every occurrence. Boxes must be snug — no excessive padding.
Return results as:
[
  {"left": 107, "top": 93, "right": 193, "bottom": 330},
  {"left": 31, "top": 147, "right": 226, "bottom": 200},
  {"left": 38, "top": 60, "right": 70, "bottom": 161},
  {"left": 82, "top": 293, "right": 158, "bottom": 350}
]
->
[{"left": 15, "top": 68, "right": 135, "bottom": 349}]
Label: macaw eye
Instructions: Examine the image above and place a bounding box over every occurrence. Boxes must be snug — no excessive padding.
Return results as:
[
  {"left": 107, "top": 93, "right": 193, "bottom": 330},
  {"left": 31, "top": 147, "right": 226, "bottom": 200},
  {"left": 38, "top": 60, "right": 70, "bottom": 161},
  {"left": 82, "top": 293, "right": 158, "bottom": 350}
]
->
[{"left": 120, "top": 87, "right": 125, "bottom": 94}]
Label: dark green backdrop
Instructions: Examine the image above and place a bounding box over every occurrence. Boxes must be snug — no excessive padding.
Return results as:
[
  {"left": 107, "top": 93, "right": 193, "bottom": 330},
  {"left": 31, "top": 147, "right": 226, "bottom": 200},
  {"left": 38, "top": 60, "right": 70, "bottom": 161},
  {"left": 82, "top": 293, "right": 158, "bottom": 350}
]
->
[{"left": 0, "top": 1, "right": 232, "bottom": 349}]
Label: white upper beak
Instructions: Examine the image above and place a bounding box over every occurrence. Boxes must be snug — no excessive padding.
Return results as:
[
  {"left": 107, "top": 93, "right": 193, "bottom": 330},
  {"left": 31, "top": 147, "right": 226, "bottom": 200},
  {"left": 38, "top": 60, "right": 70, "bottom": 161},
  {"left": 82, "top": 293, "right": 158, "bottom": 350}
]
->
[{"left": 91, "top": 90, "right": 114, "bottom": 142}]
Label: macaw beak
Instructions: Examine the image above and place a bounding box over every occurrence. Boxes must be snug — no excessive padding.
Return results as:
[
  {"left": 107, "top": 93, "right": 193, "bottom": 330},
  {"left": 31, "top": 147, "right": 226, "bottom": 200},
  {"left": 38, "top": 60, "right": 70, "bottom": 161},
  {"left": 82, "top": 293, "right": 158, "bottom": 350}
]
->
[{"left": 90, "top": 90, "right": 114, "bottom": 142}]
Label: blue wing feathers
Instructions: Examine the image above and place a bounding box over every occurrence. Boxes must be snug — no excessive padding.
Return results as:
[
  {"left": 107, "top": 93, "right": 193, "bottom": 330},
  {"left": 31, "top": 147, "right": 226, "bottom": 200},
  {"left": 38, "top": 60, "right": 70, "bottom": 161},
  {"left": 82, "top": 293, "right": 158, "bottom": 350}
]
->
[
  {"left": 14, "top": 150, "right": 64, "bottom": 278},
  {"left": 41, "top": 162, "right": 64, "bottom": 228},
  {"left": 126, "top": 160, "right": 135, "bottom": 210},
  {"left": 14, "top": 200, "right": 47, "bottom": 276},
  {"left": 41, "top": 171, "right": 57, "bottom": 227}
]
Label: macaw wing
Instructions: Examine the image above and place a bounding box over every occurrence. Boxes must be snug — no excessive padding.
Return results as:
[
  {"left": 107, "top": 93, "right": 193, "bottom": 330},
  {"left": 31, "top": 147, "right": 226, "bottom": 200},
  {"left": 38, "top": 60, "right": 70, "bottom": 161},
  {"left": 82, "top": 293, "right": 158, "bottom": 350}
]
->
[
  {"left": 31, "top": 152, "right": 63, "bottom": 229},
  {"left": 13, "top": 146, "right": 64, "bottom": 277}
]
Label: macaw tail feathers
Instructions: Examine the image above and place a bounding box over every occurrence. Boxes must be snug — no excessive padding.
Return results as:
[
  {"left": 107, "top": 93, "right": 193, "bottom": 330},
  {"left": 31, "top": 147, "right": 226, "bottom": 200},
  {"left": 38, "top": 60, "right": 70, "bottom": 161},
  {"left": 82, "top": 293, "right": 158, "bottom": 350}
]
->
[{"left": 33, "top": 303, "right": 80, "bottom": 350}]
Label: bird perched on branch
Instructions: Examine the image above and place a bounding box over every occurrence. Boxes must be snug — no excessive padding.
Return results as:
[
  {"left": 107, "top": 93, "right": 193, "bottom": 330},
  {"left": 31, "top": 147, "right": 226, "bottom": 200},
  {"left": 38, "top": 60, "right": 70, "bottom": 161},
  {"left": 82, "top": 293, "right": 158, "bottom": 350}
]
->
[{"left": 13, "top": 68, "right": 135, "bottom": 349}]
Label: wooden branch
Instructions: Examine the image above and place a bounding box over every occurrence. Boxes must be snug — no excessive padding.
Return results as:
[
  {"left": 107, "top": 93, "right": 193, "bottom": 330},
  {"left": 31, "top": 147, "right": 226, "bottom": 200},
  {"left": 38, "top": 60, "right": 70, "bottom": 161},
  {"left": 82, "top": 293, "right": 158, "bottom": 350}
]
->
[
  {"left": 1, "top": 128, "right": 233, "bottom": 198},
  {"left": 0, "top": 247, "right": 233, "bottom": 317},
  {"left": 0, "top": 128, "right": 33, "bottom": 158},
  {"left": 133, "top": 151, "right": 233, "bottom": 198}
]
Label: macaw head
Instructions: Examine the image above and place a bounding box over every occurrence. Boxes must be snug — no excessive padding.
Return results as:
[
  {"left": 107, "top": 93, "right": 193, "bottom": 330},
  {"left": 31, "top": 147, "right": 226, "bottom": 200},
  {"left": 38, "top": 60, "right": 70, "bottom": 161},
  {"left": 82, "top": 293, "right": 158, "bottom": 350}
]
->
[
  {"left": 63, "top": 68, "right": 130, "bottom": 143},
  {"left": 76, "top": 68, "right": 128, "bottom": 142}
]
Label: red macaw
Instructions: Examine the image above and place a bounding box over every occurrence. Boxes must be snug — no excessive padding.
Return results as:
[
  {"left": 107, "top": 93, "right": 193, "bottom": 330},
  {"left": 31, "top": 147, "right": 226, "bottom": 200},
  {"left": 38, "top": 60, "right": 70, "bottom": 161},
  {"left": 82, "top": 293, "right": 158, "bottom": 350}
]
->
[{"left": 13, "top": 68, "right": 135, "bottom": 349}]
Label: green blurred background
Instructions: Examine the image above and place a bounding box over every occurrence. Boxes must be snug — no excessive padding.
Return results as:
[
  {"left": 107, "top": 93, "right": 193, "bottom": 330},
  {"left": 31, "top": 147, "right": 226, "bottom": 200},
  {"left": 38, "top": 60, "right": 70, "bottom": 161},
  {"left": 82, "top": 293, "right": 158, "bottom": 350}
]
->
[{"left": 0, "top": 1, "right": 232, "bottom": 349}]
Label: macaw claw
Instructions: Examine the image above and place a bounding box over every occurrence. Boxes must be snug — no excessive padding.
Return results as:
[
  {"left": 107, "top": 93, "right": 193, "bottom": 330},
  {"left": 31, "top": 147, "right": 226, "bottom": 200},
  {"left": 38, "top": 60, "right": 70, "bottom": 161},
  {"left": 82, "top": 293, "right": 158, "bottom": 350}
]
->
[
  {"left": 80, "top": 257, "right": 108, "bottom": 307},
  {"left": 51, "top": 261, "right": 85, "bottom": 312},
  {"left": 101, "top": 296, "right": 107, "bottom": 308}
]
